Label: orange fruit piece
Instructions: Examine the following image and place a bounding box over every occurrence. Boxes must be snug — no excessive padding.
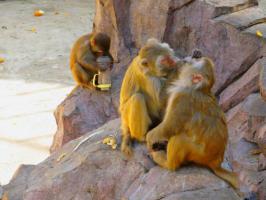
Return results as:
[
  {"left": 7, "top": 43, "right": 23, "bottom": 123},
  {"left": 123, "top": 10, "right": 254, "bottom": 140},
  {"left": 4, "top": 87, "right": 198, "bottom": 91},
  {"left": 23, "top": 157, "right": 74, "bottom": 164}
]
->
[
  {"left": 0, "top": 57, "right": 5, "bottom": 63},
  {"left": 34, "top": 10, "right": 45, "bottom": 17}
]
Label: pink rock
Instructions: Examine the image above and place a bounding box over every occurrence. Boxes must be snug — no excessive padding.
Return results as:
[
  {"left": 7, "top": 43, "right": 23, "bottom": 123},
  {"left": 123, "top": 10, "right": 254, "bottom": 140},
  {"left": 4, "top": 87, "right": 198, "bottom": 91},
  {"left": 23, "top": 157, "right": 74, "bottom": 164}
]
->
[
  {"left": 258, "top": 153, "right": 266, "bottom": 171},
  {"left": 4, "top": 120, "right": 241, "bottom": 200},
  {"left": 256, "top": 124, "right": 266, "bottom": 157},
  {"left": 259, "top": 57, "right": 266, "bottom": 101},
  {"left": 219, "top": 58, "right": 261, "bottom": 112},
  {"left": 50, "top": 87, "right": 118, "bottom": 153}
]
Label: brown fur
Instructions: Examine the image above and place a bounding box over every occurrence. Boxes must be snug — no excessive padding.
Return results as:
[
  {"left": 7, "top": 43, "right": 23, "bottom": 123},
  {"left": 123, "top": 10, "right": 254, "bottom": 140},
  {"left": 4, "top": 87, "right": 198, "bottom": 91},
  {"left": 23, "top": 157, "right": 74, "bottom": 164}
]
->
[
  {"left": 70, "top": 33, "right": 113, "bottom": 89},
  {"left": 119, "top": 39, "right": 180, "bottom": 156},
  {"left": 146, "top": 57, "right": 239, "bottom": 189}
]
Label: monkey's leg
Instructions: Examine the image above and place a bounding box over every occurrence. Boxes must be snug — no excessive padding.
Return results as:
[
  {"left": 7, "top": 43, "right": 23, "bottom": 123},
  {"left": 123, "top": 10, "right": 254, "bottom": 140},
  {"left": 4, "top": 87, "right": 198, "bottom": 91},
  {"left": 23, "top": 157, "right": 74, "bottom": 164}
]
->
[
  {"left": 128, "top": 93, "right": 151, "bottom": 142},
  {"left": 72, "top": 63, "right": 94, "bottom": 89},
  {"left": 152, "top": 135, "right": 186, "bottom": 170},
  {"left": 121, "top": 123, "right": 133, "bottom": 157}
]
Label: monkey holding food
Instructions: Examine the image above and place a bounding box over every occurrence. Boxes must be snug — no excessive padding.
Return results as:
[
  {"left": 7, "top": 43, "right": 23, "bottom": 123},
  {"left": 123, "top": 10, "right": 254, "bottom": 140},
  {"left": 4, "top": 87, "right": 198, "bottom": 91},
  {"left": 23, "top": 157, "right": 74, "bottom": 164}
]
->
[
  {"left": 119, "top": 38, "right": 180, "bottom": 157},
  {"left": 146, "top": 55, "right": 239, "bottom": 189},
  {"left": 70, "top": 32, "right": 113, "bottom": 89}
]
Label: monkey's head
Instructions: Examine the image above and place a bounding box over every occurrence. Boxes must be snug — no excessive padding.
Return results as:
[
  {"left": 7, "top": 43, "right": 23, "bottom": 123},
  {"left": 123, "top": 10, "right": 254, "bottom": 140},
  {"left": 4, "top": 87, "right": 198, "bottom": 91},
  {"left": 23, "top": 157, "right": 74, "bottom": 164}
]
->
[
  {"left": 138, "top": 38, "right": 179, "bottom": 77},
  {"left": 90, "top": 33, "right": 111, "bottom": 55},
  {"left": 176, "top": 56, "right": 215, "bottom": 92}
]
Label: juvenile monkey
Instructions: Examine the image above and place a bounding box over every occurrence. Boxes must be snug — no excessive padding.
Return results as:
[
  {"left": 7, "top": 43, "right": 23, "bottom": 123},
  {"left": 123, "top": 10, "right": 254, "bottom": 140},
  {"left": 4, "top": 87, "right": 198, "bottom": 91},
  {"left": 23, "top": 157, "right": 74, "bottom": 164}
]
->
[
  {"left": 146, "top": 56, "right": 239, "bottom": 189},
  {"left": 120, "top": 38, "right": 180, "bottom": 156},
  {"left": 70, "top": 32, "right": 113, "bottom": 89}
]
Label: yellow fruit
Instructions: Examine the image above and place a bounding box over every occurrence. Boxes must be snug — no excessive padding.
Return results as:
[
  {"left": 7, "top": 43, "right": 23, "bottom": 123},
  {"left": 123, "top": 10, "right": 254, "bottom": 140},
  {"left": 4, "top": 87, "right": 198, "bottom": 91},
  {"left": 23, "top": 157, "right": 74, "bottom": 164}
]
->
[
  {"left": 0, "top": 57, "right": 5, "bottom": 63},
  {"left": 256, "top": 30, "right": 263, "bottom": 37}
]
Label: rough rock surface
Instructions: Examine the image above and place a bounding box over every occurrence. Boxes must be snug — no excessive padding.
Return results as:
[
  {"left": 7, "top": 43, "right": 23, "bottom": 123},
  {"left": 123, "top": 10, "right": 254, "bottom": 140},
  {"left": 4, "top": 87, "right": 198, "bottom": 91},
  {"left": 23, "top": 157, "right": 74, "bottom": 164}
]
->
[
  {"left": 259, "top": 58, "right": 266, "bottom": 101},
  {"left": 219, "top": 58, "right": 261, "bottom": 111},
  {"left": 4, "top": 119, "right": 240, "bottom": 200},
  {"left": 50, "top": 87, "right": 118, "bottom": 153}
]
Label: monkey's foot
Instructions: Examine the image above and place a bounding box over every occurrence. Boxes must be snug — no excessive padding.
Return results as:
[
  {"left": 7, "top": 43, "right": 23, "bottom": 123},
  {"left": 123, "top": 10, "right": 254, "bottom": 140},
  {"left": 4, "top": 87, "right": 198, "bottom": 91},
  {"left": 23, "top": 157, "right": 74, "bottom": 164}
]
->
[
  {"left": 121, "top": 144, "right": 133, "bottom": 158},
  {"left": 152, "top": 141, "right": 168, "bottom": 151}
]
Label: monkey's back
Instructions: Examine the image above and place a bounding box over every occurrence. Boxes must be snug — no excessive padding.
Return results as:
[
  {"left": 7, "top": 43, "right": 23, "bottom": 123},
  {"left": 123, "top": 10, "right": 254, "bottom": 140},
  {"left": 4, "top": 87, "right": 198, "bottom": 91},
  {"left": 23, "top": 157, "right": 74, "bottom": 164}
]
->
[
  {"left": 70, "top": 34, "right": 92, "bottom": 69},
  {"left": 185, "top": 90, "right": 228, "bottom": 159}
]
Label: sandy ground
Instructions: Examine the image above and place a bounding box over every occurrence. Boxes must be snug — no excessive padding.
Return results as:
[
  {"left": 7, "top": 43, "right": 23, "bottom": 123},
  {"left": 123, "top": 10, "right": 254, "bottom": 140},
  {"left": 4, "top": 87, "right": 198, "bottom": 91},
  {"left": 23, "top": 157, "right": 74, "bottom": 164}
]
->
[{"left": 0, "top": 0, "right": 94, "bottom": 184}]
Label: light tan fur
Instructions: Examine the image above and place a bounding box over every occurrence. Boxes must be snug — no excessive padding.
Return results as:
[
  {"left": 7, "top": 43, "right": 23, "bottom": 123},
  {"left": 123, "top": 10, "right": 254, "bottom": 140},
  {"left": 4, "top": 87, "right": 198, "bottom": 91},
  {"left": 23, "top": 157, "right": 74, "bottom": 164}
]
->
[{"left": 146, "top": 57, "right": 239, "bottom": 189}]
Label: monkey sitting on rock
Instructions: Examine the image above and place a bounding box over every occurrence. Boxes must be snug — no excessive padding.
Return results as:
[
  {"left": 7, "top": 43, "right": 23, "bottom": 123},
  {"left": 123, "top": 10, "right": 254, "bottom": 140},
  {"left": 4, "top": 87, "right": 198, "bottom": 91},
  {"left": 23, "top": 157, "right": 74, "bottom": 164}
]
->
[
  {"left": 119, "top": 38, "right": 181, "bottom": 157},
  {"left": 70, "top": 32, "right": 114, "bottom": 90},
  {"left": 146, "top": 54, "right": 239, "bottom": 189}
]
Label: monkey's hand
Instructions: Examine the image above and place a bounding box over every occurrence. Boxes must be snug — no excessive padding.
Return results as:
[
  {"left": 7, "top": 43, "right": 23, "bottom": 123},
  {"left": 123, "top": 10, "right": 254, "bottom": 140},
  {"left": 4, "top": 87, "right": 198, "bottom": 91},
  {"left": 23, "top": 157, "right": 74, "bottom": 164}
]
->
[{"left": 152, "top": 141, "right": 168, "bottom": 151}]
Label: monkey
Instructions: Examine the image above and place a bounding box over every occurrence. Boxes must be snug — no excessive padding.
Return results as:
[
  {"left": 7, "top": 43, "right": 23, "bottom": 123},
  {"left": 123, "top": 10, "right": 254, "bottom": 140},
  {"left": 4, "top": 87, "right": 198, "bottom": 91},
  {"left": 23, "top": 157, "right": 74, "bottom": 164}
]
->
[
  {"left": 70, "top": 32, "right": 114, "bottom": 89},
  {"left": 146, "top": 56, "right": 239, "bottom": 189},
  {"left": 119, "top": 38, "right": 181, "bottom": 157}
]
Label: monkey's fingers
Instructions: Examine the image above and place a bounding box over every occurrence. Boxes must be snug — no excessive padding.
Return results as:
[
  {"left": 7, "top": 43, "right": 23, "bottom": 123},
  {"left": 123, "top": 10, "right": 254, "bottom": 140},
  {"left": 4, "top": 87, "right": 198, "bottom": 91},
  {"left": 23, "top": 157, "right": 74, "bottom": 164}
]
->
[{"left": 192, "top": 49, "right": 202, "bottom": 59}]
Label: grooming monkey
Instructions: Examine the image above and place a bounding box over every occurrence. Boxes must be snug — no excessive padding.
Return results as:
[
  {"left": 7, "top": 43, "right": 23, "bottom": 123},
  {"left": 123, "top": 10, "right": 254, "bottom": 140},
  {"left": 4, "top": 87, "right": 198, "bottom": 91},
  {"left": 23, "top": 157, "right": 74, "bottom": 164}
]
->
[
  {"left": 146, "top": 56, "right": 239, "bottom": 189},
  {"left": 120, "top": 38, "right": 180, "bottom": 156},
  {"left": 70, "top": 32, "right": 114, "bottom": 89}
]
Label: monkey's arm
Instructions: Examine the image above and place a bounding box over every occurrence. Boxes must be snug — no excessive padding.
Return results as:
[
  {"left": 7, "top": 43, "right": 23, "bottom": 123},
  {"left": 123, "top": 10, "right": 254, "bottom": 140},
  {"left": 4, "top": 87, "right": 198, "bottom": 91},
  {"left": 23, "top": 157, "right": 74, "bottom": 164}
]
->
[
  {"left": 146, "top": 92, "right": 192, "bottom": 150},
  {"left": 76, "top": 49, "right": 99, "bottom": 73}
]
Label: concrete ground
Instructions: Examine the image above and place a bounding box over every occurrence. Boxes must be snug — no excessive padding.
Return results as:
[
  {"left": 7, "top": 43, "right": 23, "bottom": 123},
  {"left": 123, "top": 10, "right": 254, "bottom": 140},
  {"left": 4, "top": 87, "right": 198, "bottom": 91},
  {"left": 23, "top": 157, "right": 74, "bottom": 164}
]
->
[{"left": 0, "top": 0, "right": 94, "bottom": 184}]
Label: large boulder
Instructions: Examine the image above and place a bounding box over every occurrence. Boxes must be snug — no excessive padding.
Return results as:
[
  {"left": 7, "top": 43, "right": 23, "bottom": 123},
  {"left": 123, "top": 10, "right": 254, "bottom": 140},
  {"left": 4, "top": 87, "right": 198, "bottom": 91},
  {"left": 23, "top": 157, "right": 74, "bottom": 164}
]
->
[
  {"left": 219, "top": 58, "right": 262, "bottom": 112},
  {"left": 4, "top": 119, "right": 240, "bottom": 200},
  {"left": 50, "top": 87, "right": 118, "bottom": 153}
]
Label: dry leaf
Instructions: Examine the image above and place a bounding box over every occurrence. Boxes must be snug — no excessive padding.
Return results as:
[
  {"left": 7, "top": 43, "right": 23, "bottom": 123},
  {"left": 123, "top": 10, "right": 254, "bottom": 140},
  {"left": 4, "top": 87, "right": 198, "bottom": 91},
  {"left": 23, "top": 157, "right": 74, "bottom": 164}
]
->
[
  {"left": 256, "top": 30, "right": 263, "bottom": 37},
  {"left": 34, "top": 10, "right": 45, "bottom": 17},
  {"left": 0, "top": 57, "right": 5, "bottom": 63}
]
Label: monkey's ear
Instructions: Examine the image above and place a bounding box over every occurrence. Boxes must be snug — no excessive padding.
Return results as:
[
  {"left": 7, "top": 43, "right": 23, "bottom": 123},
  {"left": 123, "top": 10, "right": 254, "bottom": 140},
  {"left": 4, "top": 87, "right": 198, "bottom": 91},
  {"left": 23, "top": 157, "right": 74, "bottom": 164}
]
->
[
  {"left": 192, "top": 73, "right": 203, "bottom": 84},
  {"left": 140, "top": 58, "right": 149, "bottom": 67}
]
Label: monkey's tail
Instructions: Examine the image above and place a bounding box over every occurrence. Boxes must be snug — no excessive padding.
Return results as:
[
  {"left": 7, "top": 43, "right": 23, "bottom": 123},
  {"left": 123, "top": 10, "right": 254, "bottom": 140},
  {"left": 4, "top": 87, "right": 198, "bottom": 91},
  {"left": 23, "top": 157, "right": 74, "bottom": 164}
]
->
[{"left": 212, "top": 167, "right": 239, "bottom": 189}]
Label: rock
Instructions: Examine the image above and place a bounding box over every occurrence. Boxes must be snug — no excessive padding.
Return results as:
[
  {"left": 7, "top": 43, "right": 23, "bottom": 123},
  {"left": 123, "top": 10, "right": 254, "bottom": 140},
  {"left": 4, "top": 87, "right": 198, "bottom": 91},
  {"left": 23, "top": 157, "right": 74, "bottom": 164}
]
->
[
  {"left": 50, "top": 87, "right": 118, "bottom": 153},
  {"left": 225, "top": 94, "right": 266, "bottom": 172},
  {"left": 259, "top": 57, "right": 266, "bottom": 101},
  {"left": 228, "top": 138, "right": 259, "bottom": 172},
  {"left": 163, "top": 0, "right": 263, "bottom": 93},
  {"left": 129, "top": 0, "right": 171, "bottom": 49},
  {"left": 226, "top": 93, "right": 266, "bottom": 143},
  {"left": 4, "top": 119, "right": 241, "bottom": 200},
  {"left": 214, "top": 6, "right": 266, "bottom": 30},
  {"left": 205, "top": 0, "right": 258, "bottom": 17},
  {"left": 244, "top": 23, "right": 266, "bottom": 40},
  {"left": 258, "top": 0, "right": 266, "bottom": 13},
  {"left": 3, "top": 165, "right": 35, "bottom": 200},
  {"left": 256, "top": 124, "right": 266, "bottom": 156},
  {"left": 258, "top": 153, "right": 266, "bottom": 171},
  {"left": 219, "top": 57, "right": 261, "bottom": 112}
]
